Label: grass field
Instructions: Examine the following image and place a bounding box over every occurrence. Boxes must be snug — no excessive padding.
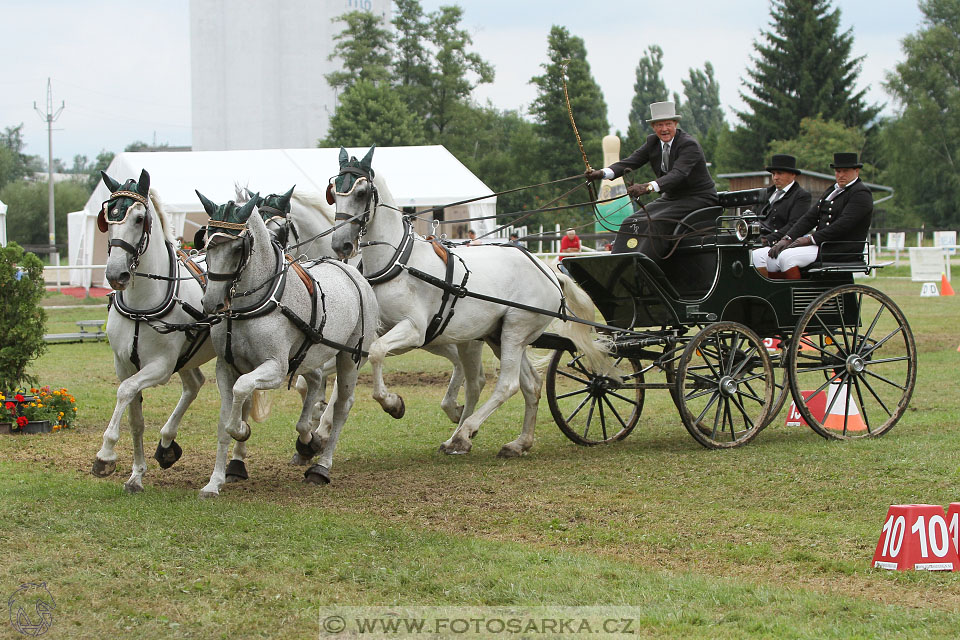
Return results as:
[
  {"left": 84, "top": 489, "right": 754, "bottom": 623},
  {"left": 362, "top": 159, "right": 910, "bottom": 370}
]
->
[{"left": 3, "top": 277, "right": 959, "bottom": 638}]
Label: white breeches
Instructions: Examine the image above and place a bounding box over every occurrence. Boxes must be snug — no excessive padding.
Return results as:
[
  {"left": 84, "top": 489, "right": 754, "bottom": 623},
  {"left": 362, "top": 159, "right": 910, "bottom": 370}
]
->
[{"left": 751, "top": 245, "right": 819, "bottom": 273}]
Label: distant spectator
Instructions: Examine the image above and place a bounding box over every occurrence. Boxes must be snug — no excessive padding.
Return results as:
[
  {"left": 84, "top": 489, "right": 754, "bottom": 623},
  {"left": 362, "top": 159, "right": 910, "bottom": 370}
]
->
[
  {"left": 559, "top": 228, "right": 581, "bottom": 260},
  {"left": 467, "top": 229, "right": 482, "bottom": 246},
  {"left": 509, "top": 232, "right": 525, "bottom": 248}
]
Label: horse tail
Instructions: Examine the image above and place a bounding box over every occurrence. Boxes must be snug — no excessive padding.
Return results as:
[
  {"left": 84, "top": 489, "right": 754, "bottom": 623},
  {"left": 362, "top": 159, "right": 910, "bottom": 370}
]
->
[
  {"left": 249, "top": 389, "right": 272, "bottom": 423},
  {"left": 543, "top": 273, "right": 618, "bottom": 378}
]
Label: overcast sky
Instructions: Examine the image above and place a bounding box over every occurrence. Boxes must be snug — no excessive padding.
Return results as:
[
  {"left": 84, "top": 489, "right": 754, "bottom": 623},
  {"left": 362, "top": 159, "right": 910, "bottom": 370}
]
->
[{"left": 0, "top": 0, "right": 924, "bottom": 165}]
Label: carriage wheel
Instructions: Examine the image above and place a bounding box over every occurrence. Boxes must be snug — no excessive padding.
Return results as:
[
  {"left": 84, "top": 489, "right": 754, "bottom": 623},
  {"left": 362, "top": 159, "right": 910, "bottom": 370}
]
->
[
  {"left": 674, "top": 322, "right": 774, "bottom": 449},
  {"left": 546, "top": 348, "right": 644, "bottom": 446},
  {"left": 788, "top": 285, "right": 916, "bottom": 440}
]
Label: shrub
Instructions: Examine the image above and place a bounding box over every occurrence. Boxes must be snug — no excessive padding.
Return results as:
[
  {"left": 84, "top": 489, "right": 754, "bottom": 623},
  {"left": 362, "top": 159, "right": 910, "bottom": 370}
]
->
[{"left": 0, "top": 242, "right": 47, "bottom": 391}]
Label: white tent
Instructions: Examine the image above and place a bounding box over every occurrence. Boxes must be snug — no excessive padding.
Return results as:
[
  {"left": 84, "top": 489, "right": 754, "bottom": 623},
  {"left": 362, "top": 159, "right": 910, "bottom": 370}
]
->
[
  {"left": 68, "top": 146, "right": 496, "bottom": 287},
  {"left": 0, "top": 198, "right": 7, "bottom": 247}
]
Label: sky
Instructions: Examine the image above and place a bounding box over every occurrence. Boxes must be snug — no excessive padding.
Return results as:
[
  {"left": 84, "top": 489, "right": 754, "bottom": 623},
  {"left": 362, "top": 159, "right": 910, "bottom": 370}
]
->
[{"left": 0, "top": 0, "right": 925, "bottom": 166}]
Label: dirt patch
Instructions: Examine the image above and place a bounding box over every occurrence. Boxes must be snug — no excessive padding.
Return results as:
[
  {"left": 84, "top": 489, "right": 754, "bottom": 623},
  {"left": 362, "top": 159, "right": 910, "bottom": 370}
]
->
[{"left": 356, "top": 371, "right": 454, "bottom": 386}]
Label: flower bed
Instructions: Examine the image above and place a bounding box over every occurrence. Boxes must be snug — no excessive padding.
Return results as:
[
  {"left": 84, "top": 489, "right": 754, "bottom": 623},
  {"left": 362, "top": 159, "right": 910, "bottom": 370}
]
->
[{"left": 2, "top": 387, "right": 77, "bottom": 433}]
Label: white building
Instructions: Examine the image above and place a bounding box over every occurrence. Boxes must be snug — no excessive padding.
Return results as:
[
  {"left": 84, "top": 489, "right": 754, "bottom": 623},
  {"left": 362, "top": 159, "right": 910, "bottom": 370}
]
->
[{"left": 190, "top": 0, "right": 392, "bottom": 151}]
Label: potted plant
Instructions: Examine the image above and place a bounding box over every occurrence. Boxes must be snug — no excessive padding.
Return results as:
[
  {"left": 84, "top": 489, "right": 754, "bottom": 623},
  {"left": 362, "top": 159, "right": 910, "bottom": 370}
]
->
[{"left": 1, "top": 387, "right": 76, "bottom": 434}]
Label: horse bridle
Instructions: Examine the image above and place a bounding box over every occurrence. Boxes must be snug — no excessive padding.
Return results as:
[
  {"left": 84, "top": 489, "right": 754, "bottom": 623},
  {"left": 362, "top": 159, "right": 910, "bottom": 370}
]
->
[
  {"left": 99, "top": 190, "right": 153, "bottom": 271},
  {"left": 332, "top": 169, "right": 379, "bottom": 233},
  {"left": 204, "top": 221, "right": 254, "bottom": 306}
]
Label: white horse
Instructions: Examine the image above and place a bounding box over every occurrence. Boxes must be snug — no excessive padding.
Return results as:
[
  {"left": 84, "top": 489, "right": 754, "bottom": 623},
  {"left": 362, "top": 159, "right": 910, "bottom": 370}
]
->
[
  {"left": 237, "top": 183, "right": 482, "bottom": 426},
  {"left": 92, "top": 169, "right": 254, "bottom": 492},
  {"left": 197, "top": 194, "right": 379, "bottom": 497},
  {"left": 330, "top": 146, "right": 609, "bottom": 456}
]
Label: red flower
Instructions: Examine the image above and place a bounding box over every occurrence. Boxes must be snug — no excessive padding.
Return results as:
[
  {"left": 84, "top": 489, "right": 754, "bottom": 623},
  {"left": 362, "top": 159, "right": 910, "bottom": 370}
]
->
[
  {"left": 16, "top": 416, "right": 28, "bottom": 427},
  {"left": 4, "top": 401, "right": 13, "bottom": 411},
  {"left": 14, "top": 394, "right": 25, "bottom": 402}
]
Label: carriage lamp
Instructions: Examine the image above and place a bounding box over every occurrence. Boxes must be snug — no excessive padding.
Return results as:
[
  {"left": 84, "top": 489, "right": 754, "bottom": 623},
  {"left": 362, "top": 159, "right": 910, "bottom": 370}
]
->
[{"left": 735, "top": 218, "right": 762, "bottom": 243}]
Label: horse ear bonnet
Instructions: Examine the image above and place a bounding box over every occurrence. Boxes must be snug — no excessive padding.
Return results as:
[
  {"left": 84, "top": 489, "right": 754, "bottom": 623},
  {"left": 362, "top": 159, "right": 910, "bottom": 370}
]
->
[{"left": 99, "top": 173, "right": 150, "bottom": 232}]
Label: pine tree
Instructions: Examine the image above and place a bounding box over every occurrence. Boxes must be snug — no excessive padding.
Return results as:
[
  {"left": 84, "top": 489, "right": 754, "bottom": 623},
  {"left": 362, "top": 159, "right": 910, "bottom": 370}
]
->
[
  {"left": 624, "top": 46, "right": 669, "bottom": 151},
  {"left": 392, "top": 0, "right": 432, "bottom": 121},
  {"left": 729, "top": 0, "right": 880, "bottom": 170}
]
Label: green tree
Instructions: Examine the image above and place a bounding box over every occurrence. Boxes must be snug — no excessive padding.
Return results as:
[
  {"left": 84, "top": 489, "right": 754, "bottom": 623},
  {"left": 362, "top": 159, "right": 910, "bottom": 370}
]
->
[
  {"left": 0, "top": 125, "right": 30, "bottom": 188},
  {"left": 422, "top": 6, "right": 494, "bottom": 136},
  {"left": 881, "top": 0, "right": 960, "bottom": 227},
  {"left": 530, "top": 26, "right": 608, "bottom": 184},
  {"left": 625, "top": 45, "right": 669, "bottom": 152},
  {"left": 325, "top": 10, "right": 394, "bottom": 92},
  {"left": 0, "top": 180, "right": 89, "bottom": 249},
  {"left": 768, "top": 115, "right": 868, "bottom": 172},
  {"left": 681, "top": 61, "right": 727, "bottom": 162},
  {"left": 86, "top": 150, "right": 115, "bottom": 191},
  {"left": 392, "top": 0, "right": 432, "bottom": 118},
  {"left": 320, "top": 80, "right": 426, "bottom": 148},
  {"left": 440, "top": 102, "right": 546, "bottom": 225},
  {"left": 728, "top": 0, "right": 880, "bottom": 170}
]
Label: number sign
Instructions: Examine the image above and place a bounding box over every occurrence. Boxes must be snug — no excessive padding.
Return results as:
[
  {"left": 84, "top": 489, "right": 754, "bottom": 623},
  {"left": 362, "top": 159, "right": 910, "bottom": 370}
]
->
[{"left": 872, "top": 504, "right": 960, "bottom": 570}]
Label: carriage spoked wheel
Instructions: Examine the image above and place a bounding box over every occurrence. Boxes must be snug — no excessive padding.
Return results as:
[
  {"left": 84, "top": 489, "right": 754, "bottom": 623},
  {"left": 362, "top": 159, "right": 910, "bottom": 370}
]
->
[
  {"left": 674, "top": 322, "right": 775, "bottom": 449},
  {"left": 788, "top": 284, "right": 916, "bottom": 440},
  {"left": 546, "top": 348, "right": 645, "bottom": 446}
]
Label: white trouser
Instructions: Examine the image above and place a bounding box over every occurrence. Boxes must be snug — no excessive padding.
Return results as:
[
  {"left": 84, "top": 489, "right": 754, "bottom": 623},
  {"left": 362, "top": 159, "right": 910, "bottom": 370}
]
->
[{"left": 751, "top": 245, "right": 819, "bottom": 273}]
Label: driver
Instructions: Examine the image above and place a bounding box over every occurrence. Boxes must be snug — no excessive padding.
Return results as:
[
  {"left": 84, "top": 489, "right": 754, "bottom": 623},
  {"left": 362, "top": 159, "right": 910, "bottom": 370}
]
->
[{"left": 585, "top": 101, "right": 717, "bottom": 258}]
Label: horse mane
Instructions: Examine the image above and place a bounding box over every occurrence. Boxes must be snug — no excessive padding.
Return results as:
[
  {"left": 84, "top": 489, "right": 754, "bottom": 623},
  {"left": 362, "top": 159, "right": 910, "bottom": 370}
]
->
[
  {"left": 371, "top": 171, "right": 398, "bottom": 213},
  {"left": 291, "top": 189, "right": 335, "bottom": 225},
  {"left": 148, "top": 188, "right": 176, "bottom": 245}
]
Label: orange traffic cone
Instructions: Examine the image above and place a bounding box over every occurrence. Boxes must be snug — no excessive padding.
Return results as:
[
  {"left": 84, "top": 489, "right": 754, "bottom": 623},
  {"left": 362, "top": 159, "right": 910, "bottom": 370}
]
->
[{"left": 941, "top": 274, "right": 955, "bottom": 296}]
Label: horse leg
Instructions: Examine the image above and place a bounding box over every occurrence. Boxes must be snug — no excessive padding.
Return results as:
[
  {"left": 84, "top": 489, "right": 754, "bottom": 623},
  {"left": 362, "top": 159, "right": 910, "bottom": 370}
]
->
[
  {"left": 225, "top": 398, "right": 254, "bottom": 483},
  {"left": 291, "top": 369, "right": 328, "bottom": 466},
  {"left": 439, "top": 339, "right": 525, "bottom": 455},
  {"left": 369, "top": 322, "right": 423, "bottom": 419},
  {"left": 154, "top": 367, "right": 205, "bottom": 469},
  {"left": 93, "top": 359, "right": 171, "bottom": 479},
  {"left": 200, "top": 361, "right": 241, "bottom": 498},
  {"left": 424, "top": 343, "right": 466, "bottom": 424},
  {"left": 455, "top": 341, "right": 485, "bottom": 426},
  {"left": 122, "top": 393, "right": 147, "bottom": 493},
  {"left": 498, "top": 349, "right": 541, "bottom": 458},
  {"left": 224, "top": 360, "right": 286, "bottom": 442},
  {"left": 304, "top": 352, "right": 359, "bottom": 485}
]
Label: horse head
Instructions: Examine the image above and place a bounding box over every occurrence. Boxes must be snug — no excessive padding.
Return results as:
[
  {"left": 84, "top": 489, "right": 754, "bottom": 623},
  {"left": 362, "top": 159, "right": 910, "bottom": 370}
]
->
[
  {"left": 258, "top": 186, "right": 296, "bottom": 248},
  {"left": 100, "top": 169, "right": 154, "bottom": 290},
  {"left": 330, "top": 145, "right": 376, "bottom": 260},
  {"left": 196, "top": 191, "right": 262, "bottom": 315}
]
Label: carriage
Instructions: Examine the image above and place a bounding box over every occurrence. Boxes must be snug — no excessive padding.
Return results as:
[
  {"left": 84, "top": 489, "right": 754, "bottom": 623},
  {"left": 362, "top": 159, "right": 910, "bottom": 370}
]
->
[{"left": 542, "top": 188, "right": 917, "bottom": 449}]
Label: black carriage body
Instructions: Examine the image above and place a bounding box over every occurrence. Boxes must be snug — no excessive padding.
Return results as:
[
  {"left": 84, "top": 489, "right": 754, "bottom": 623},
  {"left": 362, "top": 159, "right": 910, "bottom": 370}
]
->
[{"left": 561, "top": 242, "right": 859, "bottom": 338}]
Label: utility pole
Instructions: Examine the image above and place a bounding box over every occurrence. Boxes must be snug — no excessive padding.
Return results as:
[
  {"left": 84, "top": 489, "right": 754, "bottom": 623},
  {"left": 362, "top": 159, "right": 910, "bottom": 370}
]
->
[{"left": 34, "top": 77, "right": 64, "bottom": 266}]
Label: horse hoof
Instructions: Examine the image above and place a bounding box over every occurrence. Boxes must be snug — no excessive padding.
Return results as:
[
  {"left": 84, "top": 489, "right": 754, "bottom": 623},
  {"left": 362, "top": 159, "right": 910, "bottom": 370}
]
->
[
  {"left": 438, "top": 442, "right": 470, "bottom": 456},
  {"left": 91, "top": 458, "right": 117, "bottom": 477},
  {"left": 295, "top": 432, "right": 325, "bottom": 460},
  {"left": 496, "top": 444, "right": 526, "bottom": 459},
  {"left": 153, "top": 440, "right": 183, "bottom": 469},
  {"left": 123, "top": 481, "right": 144, "bottom": 494},
  {"left": 198, "top": 490, "right": 220, "bottom": 499},
  {"left": 289, "top": 453, "right": 310, "bottom": 466},
  {"left": 224, "top": 459, "right": 249, "bottom": 483},
  {"left": 387, "top": 396, "right": 405, "bottom": 420},
  {"left": 303, "top": 464, "right": 331, "bottom": 485},
  {"left": 231, "top": 421, "right": 252, "bottom": 442}
]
